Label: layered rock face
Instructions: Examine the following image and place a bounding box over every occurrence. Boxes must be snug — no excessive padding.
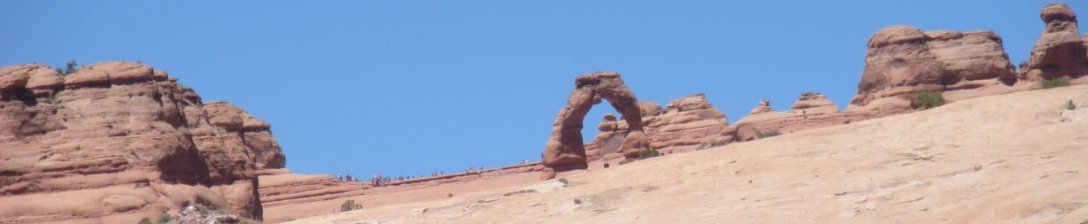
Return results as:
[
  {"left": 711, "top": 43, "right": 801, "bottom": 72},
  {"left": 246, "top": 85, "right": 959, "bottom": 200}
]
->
[
  {"left": 0, "top": 62, "right": 283, "bottom": 223},
  {"left": 586, "top": 94, "right": 730, "bottom": 160},
  {"left": 204, "top": 102, "right": 286, "bottom": 170},
  {"left": 732, "top": 92, "right": 848, "bottom": 141},
  {"left": 1021, "top": 3, "right": 1088, "bottom": 82},
  {"left": 642, "top": 94, "right": 730, "bottom": 154},
  {"left": 542, "top": 72, "right": 648, "bottom": 178},
  {"left": 846, "top": 26, "right": 1019, "bottom": 115}
]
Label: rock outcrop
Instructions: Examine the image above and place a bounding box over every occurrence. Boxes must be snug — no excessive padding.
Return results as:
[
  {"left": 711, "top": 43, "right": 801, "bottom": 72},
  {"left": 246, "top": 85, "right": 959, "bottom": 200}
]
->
[
  {"left": 642, "top": 94, "right": 730, "bottom": 153},
  {"left": 846, "top": 26, "right": 1020, "bottom": 115},
  {"left": 586, "top": 94, "right": 730, "bottom": 161},
  {"left": 748, "top": 99, "right": 772, "bottom": 115},
  {"left": 541, "top": 72, "right": 648, "bottom": 179},
  {"left": 204, "top": 102, "right": 286, "bottom": 169},
  {"left": 1021, "top": 2, "right": 1088, "bottom": 82},
  {"left": 732, "top": 92, "right": 850, "bottom": 141},
  {"left": 0, "top": 62, "right": 284, "bottom": 223}
]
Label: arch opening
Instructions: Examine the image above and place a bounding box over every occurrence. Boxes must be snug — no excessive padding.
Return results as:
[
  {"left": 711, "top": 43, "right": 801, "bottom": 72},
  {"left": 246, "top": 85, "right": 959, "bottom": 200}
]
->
[{"left": 541, "top": 72, "right": 648, "bottom": 179}]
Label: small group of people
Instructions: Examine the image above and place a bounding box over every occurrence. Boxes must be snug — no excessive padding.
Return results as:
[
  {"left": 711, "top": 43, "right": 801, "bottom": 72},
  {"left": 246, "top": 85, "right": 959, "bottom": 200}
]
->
[
  {"left": 370, "top": 173, "right": 410, "bottom": 187},
  {"left": 368, "top": 170, "right": 449, "bottom": 187},
  {"left": 334, "top": 174, "right": 358, "bottom": 182},
  {"left": 464, "top": 166, "right": 486, "bottom": 176}
]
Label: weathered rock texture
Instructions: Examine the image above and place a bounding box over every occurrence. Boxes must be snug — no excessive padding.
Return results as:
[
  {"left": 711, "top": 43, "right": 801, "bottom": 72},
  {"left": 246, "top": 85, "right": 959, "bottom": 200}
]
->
[
  {"left": 260, "top": 162, "right": 545, "bottom": 223},
  {"left": 204, "top": 102, "right": 286, "bottom": 170},
  {"left": 541, "top": 72, "right": 648, "bottom": 178},
  {"left": 846, "top": 26, "right": 1020, "bottom": 115},
  {"left": 586, "top": 94, "right": 730, "bottom": 162},
  {"left": 292, "top": 85, "right": 1088, "bottom": 224},
  {"left": 1021, "top": 3, "right": 1088, "bottom": 81},
  {"left": 0, "top": 62, "right": 284, "bottom": 223},
  {"left": 731, "top": 92, "right": 852, "bottom": 141}
]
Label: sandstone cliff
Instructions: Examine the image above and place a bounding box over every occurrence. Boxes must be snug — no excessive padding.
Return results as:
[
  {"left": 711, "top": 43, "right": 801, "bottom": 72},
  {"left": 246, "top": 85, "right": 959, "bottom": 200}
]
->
[{"left": 0, "top": 62, "right": 284, "bottom": 223}]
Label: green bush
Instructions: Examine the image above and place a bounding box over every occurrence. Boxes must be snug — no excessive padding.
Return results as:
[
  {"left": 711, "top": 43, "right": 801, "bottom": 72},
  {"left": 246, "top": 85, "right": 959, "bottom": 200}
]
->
[
  {"left": 637, "top": 148, "right": 660, "bottom": 160},
  {"left": 64, "top": 60, "right": 78, "bottom": 75},
  {"left": 754, "top": 130, "right": 781, "bottom": 139},
  {"left": 1042, "top": 77, "right": 1070, "bottom": 89},
  {"left": 341, "top": 199, "right": 362, "bottom": 212},
  {"left": 137, "top": 218, "right": 152, "bottom": 224},
  {"left": 912, "top": 91, "right": 944, "bottom": 109},
  {"left": 1067, "top": 100, "right": 1077, "bottom": 110},
  {"left": 557, "top": 178, "right": 569, "bottom": 185},
  {"left": 155, "top": 213, "right": 171, "bottom": 224},
  {"left": 694, "top": 138, "right": 730, "bottom": 150}
]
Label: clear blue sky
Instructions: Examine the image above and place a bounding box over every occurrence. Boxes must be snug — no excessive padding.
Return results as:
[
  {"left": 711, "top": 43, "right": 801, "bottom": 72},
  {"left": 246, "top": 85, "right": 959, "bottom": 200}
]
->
[{"left": 1, "top": 1, "right": 1082, "bottom": 178}]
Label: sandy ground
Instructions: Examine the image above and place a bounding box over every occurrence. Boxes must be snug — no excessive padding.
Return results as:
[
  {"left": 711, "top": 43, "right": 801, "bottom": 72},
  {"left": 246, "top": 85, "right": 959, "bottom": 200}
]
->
[{"left": 285, "top": 85, "right": 1088, "bottom": 224}]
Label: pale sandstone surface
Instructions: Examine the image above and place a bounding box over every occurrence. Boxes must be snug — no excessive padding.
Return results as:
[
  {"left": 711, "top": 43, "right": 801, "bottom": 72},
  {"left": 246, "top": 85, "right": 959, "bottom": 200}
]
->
[
  {"left": 262, "top": 168, "right": 544, "bottom": 223},
  {"left": 289, "top": 85, "right": 1088, "bottom": 224}
]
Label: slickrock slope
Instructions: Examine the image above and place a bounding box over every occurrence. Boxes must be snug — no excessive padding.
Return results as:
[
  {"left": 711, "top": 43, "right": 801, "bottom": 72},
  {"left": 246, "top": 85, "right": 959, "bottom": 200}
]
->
[
  {"left": 0, "top": 62, "right": 284, "bottom": 223},
  {"left": 257, "top": 168, "right": 369, "bottom": 210},
  {"left": 846, "top": 26, "right": 1021, "bottom": 115},
  {"left": 290, "top": 85, "right": 1088, "bottom": 224},
  {"left": 1021, "top": 3, "right": 1088, "bottom": 82},
  {"left": 260, "top": 163, "right": 545, "bottom": 223}
]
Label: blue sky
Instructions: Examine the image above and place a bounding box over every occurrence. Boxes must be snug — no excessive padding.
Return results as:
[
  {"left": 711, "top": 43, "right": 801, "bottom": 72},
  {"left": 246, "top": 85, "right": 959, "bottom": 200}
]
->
[{"left": 1, "top": 1, "right": 1082, "bottom": 177}]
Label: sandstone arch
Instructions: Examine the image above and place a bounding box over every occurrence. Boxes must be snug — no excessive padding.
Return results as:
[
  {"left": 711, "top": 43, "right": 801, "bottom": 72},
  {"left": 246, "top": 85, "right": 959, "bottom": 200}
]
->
[{"left": 542, "top": 72, "right": 648, "bottom": 179}]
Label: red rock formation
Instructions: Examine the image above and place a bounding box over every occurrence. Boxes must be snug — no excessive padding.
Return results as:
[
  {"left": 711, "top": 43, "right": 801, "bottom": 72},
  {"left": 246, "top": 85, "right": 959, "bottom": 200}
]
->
[
  {"left": 0, "top": 62, "right": 283, "bottom": 222},
  {"left": 1021, "top": 3, "right": 1088, "bottom": 82},
  {"left": 541, "top": 72, "right": 648, "bottom": 179},
  {"left": 748, "top": 99, "right": 772, "bottom": 114},
  {"left": 643, "top": 94, "right": 730, "bottom": 154},
  {"left": 732, "top": 92, "right": 850, "bottom": 141},
  {"left": 204, "top": 102, "right": 286, "bottom": 169},
  {"left": 846, "top": 26, "right": 1019, "bottom": 115},
  {"left": 586, "top": 94, "right": 730, "bottom": 162}
]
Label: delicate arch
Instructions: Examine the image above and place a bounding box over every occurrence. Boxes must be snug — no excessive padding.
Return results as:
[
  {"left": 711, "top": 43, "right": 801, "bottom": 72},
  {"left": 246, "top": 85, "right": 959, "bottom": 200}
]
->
[{"left": 541, "top": 72, "right": 648, "bottom": 179}]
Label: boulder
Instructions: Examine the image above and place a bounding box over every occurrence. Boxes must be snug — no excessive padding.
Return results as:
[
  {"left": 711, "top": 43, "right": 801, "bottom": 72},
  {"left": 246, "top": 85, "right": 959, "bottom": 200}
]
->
[
  {"left": 791, "top": 92, "right": 839, "bottom": 116},
  {"left": 0, "top": 65, "right": 32, "bottom": 92},
  {"left": 1021, "top": 3, "right": 1088, "bottom": 81},
  {"left": 847, "top": 26, "right": 1018, "bottom": 115},
  {"left": 748, "top": 99, "right": 772, "bottom": 115},
  {"left": 25, "top": 65, "right": 63, "bottom": 90}
]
